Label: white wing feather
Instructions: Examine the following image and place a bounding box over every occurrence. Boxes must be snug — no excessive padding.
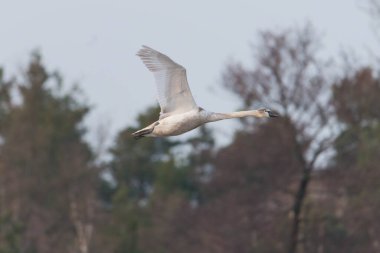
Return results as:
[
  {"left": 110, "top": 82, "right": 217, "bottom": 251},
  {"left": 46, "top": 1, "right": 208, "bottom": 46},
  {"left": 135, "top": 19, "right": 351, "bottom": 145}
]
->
[{"left": 137, "top": 46, "right": 197, "bottom": 119}]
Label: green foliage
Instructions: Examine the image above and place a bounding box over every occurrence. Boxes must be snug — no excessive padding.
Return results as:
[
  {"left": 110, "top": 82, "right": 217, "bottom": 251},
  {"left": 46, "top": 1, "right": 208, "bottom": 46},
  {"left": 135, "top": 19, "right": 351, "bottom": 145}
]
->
[
  {"left": 155, "top": 159, "right": 197, "bottom": 197},
  {"left": 0, "top": 214, "right": 22, "bottom": 253},
  {"left": 109, "top": 106, "right": 178, "bottom": 200},
  {"left": 0, "top": 67, "right": 12, "bottom": 133},
  {"left": 324, "top": 214, "right": 347, "bottom": 242}
]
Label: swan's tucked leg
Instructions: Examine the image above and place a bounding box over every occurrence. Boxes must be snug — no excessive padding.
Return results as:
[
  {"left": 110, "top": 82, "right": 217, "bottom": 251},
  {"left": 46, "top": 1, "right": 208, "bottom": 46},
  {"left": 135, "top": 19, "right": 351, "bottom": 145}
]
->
[{"left": 132, "top": 122, "right": 159, "bottom": 139}]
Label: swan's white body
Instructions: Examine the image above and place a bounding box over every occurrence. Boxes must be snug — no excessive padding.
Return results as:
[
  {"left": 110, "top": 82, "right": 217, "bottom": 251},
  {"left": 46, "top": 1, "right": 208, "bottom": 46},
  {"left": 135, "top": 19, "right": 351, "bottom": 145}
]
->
[
  {"left": 148, "top": 109, "right": 205, "bottom": 137},
  {"left": 133, "top": 46, "right": 278, "bottom": 138}
]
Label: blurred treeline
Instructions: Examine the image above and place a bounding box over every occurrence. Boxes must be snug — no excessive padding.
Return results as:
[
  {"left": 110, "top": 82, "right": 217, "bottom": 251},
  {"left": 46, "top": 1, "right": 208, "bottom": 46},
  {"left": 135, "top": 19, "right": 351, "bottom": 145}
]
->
[{"left": 1, "top": 3, "right": 380, "bottom": 253}]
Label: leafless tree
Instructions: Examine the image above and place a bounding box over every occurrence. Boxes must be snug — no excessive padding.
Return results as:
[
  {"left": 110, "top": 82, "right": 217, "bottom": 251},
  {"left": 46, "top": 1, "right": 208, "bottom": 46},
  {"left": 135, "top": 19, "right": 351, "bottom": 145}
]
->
[
  {"left": 365, "top": 0, "right": 380, "bottom": 44},
  {"left": 368, "top": 0, "right": 380, "bottom": 23},
  {"left": 223, "top": 24, "right": 336, "bottom": 253}
]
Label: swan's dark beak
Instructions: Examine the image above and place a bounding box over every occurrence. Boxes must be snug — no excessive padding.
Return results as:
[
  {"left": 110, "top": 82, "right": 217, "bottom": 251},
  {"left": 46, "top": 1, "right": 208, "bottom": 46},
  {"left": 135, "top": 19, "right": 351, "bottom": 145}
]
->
[{"left": 268, "top": 111, "right": 280, "bottom": 118}]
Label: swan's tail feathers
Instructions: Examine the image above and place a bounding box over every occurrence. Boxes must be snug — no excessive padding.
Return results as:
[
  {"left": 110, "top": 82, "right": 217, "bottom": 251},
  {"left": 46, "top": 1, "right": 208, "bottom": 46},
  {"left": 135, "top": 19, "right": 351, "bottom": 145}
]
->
[{"left": 131, "top": 122, "right": 159, "bottom": 140}]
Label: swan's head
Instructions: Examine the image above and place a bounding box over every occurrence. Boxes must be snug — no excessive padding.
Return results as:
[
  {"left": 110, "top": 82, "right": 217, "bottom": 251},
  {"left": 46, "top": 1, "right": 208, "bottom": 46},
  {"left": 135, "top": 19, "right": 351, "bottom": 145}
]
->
[{"left": 258, "top": 108, "right": 280, "bottom": 118}]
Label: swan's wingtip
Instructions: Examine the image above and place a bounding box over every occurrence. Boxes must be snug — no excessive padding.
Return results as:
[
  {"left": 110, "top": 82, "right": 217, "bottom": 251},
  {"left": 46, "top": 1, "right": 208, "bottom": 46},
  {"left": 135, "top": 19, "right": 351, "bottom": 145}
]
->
[{"left": 136, "top": 45, "right": 154, "bottom": 57}]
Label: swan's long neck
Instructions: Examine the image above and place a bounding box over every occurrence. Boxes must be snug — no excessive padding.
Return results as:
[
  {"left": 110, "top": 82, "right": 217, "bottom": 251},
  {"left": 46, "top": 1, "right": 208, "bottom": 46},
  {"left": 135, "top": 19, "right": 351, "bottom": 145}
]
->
[{"left": 205, "top": 110, "right": 263, "bottom": 123}]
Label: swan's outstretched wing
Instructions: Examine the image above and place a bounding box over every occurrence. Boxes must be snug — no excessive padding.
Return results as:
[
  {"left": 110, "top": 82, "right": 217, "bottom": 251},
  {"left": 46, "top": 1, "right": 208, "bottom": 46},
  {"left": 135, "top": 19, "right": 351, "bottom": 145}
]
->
[{"left": 137, "top": 46, "right": 197, "bottom": 118}]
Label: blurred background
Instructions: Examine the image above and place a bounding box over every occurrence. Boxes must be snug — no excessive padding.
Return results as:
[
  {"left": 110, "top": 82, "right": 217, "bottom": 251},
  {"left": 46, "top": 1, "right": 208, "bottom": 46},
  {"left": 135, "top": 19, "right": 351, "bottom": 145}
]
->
[{"left": 1, "top": 0, "right": 380, "bottom": 252}]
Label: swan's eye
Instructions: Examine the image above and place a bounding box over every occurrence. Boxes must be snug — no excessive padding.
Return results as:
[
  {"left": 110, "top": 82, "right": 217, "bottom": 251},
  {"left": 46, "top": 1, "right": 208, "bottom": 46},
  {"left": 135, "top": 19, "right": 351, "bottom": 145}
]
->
[
  {"left": 265, "top": 109, "right": 270, "bottom": 113},
  {"left": 258, "top": 108, "right": 266, "bottom": 113}
]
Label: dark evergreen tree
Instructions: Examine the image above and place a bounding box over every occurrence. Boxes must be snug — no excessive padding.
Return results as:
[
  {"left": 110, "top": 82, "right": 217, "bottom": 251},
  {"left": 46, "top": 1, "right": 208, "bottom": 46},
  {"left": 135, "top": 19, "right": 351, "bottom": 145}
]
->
[{"left": 0, "top": 53, "right": 97, "bottom": 253}]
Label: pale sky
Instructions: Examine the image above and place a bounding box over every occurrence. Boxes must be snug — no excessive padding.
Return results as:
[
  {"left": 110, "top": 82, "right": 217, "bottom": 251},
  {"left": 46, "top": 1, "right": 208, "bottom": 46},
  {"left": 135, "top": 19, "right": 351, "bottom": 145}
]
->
[{"left": 1, "top": 0, "right": 378, "bottom": 147}]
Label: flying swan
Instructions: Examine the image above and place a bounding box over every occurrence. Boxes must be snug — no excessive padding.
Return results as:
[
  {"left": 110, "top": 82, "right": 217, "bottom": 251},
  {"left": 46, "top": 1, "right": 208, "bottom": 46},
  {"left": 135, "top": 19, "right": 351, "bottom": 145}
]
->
[{"left": 132, "top": 46, "right": 279, "bottom": 139}]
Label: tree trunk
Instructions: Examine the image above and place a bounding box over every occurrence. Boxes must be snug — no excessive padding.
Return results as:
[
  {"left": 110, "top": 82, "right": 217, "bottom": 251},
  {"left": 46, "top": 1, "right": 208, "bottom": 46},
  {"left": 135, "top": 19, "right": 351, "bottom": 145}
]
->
[{"left": 287, "top": 166, "right": 312, "bottom": 253}]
